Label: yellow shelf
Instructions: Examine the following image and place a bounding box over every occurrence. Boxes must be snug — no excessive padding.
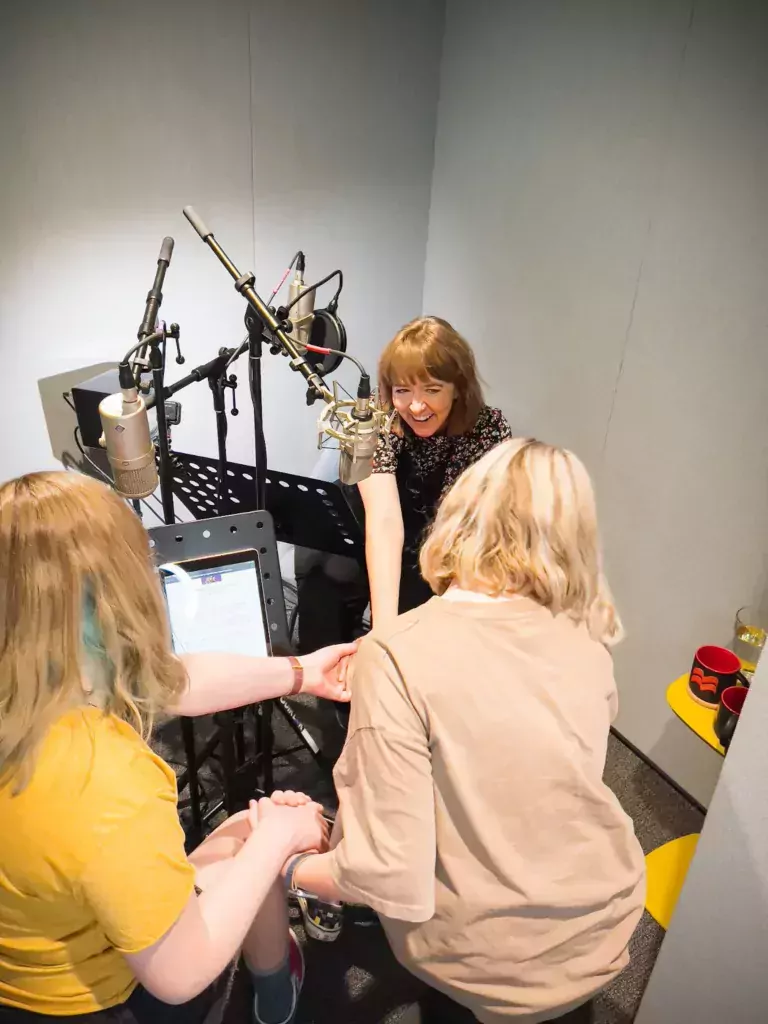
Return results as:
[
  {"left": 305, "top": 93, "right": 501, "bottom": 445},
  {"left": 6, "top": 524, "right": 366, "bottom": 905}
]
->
[
  {"left": 666, "top": 674, "right": 725, "bottom": 756},
  {"left": 645, "top": 834, "right": 700, "bottom": 930}
]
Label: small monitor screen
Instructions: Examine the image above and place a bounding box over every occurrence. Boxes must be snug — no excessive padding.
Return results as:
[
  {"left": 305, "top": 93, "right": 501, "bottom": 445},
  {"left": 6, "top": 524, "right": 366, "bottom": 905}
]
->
[{"left": 160, "top": 553, "right": 269, "bottom": 658}]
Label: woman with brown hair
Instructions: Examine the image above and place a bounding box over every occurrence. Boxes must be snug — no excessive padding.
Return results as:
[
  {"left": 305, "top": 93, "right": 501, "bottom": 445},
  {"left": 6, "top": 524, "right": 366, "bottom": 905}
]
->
[
  {"left": 360, "top": 315, "right": 511, "bottom": 629},
  {"left": 286, "top": 439, "right": 646, "bottom": 1023},
  {"left": 0, "top": 471, "right": 355, "bottom": 1024}
]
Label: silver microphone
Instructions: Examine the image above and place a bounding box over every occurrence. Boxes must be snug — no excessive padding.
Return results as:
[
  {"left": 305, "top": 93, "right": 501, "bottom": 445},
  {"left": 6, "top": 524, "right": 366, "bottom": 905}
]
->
[
  {"left": 337, "top": 419, "right": 382, "bottom": 485},
  {"left": 287, "top": 262, "right": 315, "bottom": 347},
  {"left": 317, "top": 377, "right": 389, "bottom": 485},
  {"left": 98, "top": 385, "right": 158, "bottom": 498}
]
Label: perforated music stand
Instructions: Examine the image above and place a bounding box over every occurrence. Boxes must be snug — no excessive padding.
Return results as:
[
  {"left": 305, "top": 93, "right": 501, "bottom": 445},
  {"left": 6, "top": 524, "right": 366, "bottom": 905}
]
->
[
  {"left": 170, "top": 451, "right": 364, "bottom": 559},
  {"left": 150, "top": 510, "right": 299, "bottom": 847}
]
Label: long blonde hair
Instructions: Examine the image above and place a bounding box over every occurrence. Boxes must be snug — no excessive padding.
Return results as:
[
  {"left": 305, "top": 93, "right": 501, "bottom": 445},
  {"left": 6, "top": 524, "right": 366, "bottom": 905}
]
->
[
  {"left": 420, "top": 439, "right": 623, "bottom": 645},
  {"left": 0, "top": 472, "right": 186, "bottom": 788},
  {"left": 378, "top": 316, "right": 484, "bottom": 435}
]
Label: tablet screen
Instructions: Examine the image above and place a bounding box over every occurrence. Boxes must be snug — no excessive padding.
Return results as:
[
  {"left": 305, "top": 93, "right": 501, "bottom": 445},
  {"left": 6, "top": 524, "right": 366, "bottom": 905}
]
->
[{"left": 160, "top": 552, "right": 270, "bottom": 658}]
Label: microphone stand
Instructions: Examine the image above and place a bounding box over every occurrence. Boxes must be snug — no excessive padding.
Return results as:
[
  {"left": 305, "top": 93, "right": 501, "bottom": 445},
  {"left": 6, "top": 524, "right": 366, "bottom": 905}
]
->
[
  {"left": 245, "top": 308, "right": 268, "bottom": 511},
  {"left": 206, "top": 351, "right": 238, "bottom": 518},
  {"left": 210, "top": 365, "right": 231, "bottom": 517},
  {"left": 153, "top": 347, "right": 238, "bottom": 519},
  {"left": 149, "top": 335, "right": 177, "bottom": 526},
  {"left": 150, "top": 345, "right": 260, "bottom": 820},
  {"left": 137, "top": 326, "right": 207, "bottom": 841},
  {"left": 241, "top": 307, "right": 275, "bottom": 789},
  {"left": 181, "top": 209, "right": 343, "bottom": 788},
  {"left": 126, "top": 323, "right": 180, "bottom": 527}
]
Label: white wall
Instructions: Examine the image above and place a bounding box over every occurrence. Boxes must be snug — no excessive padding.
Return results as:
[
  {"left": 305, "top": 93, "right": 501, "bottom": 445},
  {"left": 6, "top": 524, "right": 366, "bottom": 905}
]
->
[
  {"left": 0, "top": 0, "right": 443, "bottom": 504},
  {"left": 635, "top": 656, "right": 768, "bottom": 1022},
  {"left": 424, "top": 0, "right": 768, "bottom": 804},
  {"left": 248, "top": 2, "right": 443, "bottom": 474},
  {"left": 0, "top": 0, "right": 253, "bottom": 494}
]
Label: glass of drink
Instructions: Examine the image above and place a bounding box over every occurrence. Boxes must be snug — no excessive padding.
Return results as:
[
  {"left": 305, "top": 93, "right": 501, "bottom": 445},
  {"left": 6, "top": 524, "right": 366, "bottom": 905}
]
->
[{"left": 733, "top": 606, "right": 768, "bottom": 678}]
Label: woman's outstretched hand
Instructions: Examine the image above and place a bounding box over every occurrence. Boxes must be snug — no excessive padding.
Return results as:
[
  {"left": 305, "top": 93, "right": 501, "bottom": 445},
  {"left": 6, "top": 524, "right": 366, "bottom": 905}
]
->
[
  {"left": 248, "top": 792, "right": 329, "bottom": 856},
  {"left": 298, "top": 642, "right": 358, "bottom": 702}
]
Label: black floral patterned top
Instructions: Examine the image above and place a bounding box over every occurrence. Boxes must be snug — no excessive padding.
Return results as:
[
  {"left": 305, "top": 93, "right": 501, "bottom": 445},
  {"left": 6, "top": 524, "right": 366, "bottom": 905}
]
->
[{"left": 371, "top": 405, "right": 512, "bottom": 497}]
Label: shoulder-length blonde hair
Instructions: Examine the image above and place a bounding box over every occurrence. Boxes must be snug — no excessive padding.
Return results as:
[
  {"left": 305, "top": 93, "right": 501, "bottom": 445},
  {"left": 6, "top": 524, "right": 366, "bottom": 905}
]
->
[
  {"left": 0, "top": 471, "right": 186, "bottom": 788},
  {"left": 420, "top": 438, "right": 623, "bottom": 646},
  {"left": 378, "top": 316, "right": 484, "bottom": 435}
]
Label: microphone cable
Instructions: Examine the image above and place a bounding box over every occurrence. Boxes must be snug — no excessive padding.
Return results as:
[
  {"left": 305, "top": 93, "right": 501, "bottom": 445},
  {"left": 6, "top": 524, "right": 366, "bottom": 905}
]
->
[
  {"left": 296, "top": 340, "right": 366, "bottom": 376},
  {"left": 279, "top": 269, "right": 343, "bottom": 317},
  {"left": 267, "top": 250, "right": 302, "bottom": 306}
]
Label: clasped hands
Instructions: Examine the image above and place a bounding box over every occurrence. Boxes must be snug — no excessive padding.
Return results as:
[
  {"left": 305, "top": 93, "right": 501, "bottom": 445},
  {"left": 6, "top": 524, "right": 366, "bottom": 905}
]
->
[
  {"left": 248, "top": 790, "right": 329, "bottom": 864},
  {"left": 295, "top": 641, "right": 358, "bottom": 703}
]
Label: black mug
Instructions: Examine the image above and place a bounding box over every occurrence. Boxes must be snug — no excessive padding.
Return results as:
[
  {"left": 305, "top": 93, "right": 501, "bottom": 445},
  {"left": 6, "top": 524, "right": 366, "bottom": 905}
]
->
[
  {"left": 714, "top": 685, "right": 749, "bottom": 751},
  {"left": 688, "top": 645, "right": 750, "bottom": 708}
]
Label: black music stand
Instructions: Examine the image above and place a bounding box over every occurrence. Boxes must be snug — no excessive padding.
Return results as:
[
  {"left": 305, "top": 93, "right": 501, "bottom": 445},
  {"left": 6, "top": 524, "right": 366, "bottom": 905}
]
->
[
  {"left": 150, "top": 510, "right": 294, "bottom": 848},
  {"left": 169, "top": 452, "right": 364, "bottom": 559}
]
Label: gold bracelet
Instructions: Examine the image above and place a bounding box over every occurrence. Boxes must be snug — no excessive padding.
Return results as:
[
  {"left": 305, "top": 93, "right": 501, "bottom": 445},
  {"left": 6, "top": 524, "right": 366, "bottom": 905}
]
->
[{"left": 287, "top": 655, "right": 303, "bottom": 696}]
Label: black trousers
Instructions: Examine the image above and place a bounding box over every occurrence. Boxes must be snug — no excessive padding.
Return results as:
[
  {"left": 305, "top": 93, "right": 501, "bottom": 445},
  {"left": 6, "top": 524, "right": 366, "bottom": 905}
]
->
[
  {"left": 294, "top": 563, "right": 369, "bottom": 654},
  {"left": 0, "top": 979, "right": 224, "bottom": 1024},
  {"left": 418, "top": 986, "right": 595, "bottom": 1024}
]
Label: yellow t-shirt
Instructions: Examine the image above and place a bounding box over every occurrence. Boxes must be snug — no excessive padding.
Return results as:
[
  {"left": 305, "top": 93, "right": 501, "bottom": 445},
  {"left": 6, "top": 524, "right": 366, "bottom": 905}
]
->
[{"left": 0, "top": 708, "right": 195, "bottom": 1015}]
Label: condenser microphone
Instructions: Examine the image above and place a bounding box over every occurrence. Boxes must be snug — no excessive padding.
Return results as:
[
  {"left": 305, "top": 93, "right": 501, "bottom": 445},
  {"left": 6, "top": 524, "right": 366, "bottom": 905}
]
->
[
  {"left": 337, "top": 421, "right": 381, "bottom": 485},
  {"left": 98, "top": 363, "right": 158, "bottom": 498},
  {"left": 318, "top": 374, "right": 389, "bottom": 485},
  {"left": 287, "top": 254, "right": 315, "bottom": 348}
]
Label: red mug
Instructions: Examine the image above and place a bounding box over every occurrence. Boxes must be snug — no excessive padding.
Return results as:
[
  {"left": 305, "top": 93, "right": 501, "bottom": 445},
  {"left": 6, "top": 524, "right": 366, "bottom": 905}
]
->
[{"left": 688, "top": 645, "right": 750, "bottom": 708}]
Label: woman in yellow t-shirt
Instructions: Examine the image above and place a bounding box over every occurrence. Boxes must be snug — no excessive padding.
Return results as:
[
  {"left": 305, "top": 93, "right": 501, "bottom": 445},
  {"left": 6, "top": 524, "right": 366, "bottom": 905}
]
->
[{"left": 0, "top": 472, "right": 355, "bottom": 1024}]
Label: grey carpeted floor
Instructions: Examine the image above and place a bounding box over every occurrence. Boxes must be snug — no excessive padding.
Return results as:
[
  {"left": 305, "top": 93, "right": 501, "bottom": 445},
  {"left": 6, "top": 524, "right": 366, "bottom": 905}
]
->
[{"left": 156, "top": 693, "right": 704, "bottom": 1024}]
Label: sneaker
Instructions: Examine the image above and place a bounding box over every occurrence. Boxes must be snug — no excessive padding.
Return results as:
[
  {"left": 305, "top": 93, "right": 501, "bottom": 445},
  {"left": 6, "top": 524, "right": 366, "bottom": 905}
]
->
[
  {"left": 295, "top": 893, "right": 344, "bottom": 943},
  {"left": 253, "top": 929, "right": 304, "bottom": 1024}
]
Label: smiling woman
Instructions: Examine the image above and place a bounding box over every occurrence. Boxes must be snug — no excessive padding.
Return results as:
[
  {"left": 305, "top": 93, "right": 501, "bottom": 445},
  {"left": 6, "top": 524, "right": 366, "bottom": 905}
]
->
[
  {"left": 391, "top": 379, "right": 457, "bottom": 436},
  {"left": 359, "top": 316, "right": 511, "bottom": 628}
]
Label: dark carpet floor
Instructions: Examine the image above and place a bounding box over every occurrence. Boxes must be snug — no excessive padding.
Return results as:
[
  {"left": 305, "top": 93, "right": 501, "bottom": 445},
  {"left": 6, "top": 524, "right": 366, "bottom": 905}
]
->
[{"left": 155, "top": 691, "right": 704, "bottom": 1024}]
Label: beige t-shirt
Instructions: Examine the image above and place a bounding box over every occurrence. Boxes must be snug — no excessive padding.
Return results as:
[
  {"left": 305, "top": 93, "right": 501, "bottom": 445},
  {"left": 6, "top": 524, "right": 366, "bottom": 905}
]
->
[{"left": 329, "top": 595, "right": 646, "bottom": 1023}]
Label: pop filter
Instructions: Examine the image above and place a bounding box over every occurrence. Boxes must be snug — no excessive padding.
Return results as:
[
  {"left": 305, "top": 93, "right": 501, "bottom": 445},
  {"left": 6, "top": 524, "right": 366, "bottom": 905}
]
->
[{"left": 306, "top": 306, "right": 347, "bottom": 376}]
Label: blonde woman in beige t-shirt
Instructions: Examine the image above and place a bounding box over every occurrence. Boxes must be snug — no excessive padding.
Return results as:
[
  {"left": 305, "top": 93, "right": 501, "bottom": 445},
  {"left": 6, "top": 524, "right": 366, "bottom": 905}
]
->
[{"left": 283, "top": 439, "right": 646, "bottom": 1024}]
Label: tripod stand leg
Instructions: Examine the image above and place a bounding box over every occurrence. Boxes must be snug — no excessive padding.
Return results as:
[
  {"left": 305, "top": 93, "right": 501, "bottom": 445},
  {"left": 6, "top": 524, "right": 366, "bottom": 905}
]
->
[
  {"left": 180, "top": 717, "right": 203, "bottom": 840},
  {"left": 213, "top": 712, "right": 238, "bottom": 817},
  {"left": 258, "top": 700, "right": 275, "bottom": 793},
  {"left": 234, "top": 716, "right": 246, "bottom": 764},
  {"left": 276, "top": 697, "right": 324, "bottom": 761}
]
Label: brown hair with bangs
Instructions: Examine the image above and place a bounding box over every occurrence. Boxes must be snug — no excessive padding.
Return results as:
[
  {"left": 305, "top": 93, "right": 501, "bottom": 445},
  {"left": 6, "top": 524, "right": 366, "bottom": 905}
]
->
[
  {"left": 378, "top": 316, "right": 484, "bottom": 435},
  {"left": 0, "top": 471, "right": 187, "bottom": 790}
]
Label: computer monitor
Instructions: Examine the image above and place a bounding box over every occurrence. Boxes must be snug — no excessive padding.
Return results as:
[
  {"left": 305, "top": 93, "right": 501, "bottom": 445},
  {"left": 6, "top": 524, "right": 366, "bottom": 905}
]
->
[{"left": 160, "top": 551, "right": 270, "bottom": 658}]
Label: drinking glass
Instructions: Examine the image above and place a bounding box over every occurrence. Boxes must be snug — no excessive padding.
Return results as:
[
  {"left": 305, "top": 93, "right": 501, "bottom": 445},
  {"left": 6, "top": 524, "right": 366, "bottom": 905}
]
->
[{"left": 733, "top": 605, "right": 768, "bottom": 678}]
